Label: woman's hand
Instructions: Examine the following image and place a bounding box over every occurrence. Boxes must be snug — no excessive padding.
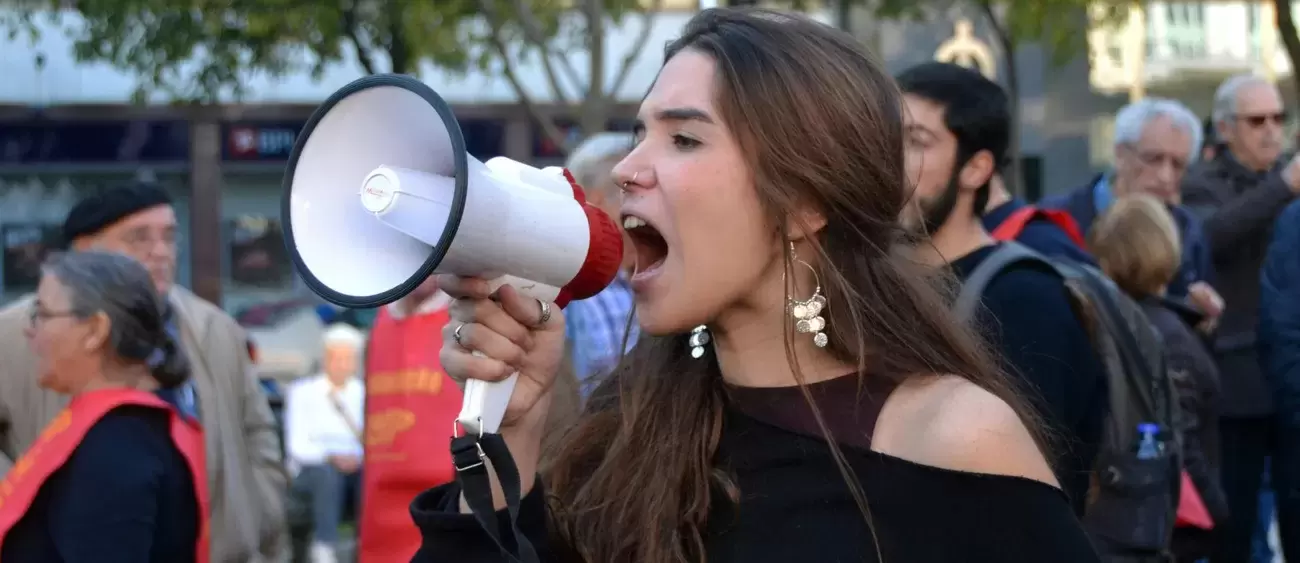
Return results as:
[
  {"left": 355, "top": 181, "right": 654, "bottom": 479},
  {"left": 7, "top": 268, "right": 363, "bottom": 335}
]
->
[{"left": 438, "top": 275, "right": 568, "bottom": 431}]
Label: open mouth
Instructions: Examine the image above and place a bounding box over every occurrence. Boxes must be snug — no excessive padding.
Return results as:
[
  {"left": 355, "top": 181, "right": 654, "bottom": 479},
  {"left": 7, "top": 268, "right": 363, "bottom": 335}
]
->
[{"left": 621, "top": 214, "right": 669, "bottom": 278}]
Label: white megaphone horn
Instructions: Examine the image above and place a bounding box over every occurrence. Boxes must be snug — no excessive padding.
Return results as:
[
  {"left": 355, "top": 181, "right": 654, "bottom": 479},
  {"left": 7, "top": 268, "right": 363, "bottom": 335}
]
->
[{"left": 281, "top": 74, "right": 625, "bottom": 436}]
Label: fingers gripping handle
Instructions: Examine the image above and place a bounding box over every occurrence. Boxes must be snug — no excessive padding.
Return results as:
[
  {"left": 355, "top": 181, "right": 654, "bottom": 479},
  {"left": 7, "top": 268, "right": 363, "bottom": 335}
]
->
[{"left": 456, "top": 275, "right": 560, "bottom": 437}]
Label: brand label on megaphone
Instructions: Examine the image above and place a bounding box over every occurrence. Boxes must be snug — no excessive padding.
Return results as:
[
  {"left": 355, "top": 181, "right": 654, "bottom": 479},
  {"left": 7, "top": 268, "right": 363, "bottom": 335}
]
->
[{"left": 360, "top": 172, "right": 396, "bottom": 214}]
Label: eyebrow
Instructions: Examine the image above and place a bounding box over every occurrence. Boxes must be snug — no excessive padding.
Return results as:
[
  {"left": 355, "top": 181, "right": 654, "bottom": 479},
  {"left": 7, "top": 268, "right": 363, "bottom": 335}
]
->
[
  {"left": 904, "top": 124, "right": 935, "bottom": 137},
  {"left": 636, "top": 106, "right": 716, "bottom": 126}
]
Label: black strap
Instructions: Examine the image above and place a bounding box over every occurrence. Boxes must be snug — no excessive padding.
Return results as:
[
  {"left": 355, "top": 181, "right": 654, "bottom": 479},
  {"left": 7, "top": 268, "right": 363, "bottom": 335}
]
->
[
  {"left": 451, "top": 433, "right": 540, "bottom": 563},
  {"left": 1066, "top": 265, "right": 1160, "bottom": 418},
  {"left": 954, "top": 242, "right": 1051, "bottom": 321}
]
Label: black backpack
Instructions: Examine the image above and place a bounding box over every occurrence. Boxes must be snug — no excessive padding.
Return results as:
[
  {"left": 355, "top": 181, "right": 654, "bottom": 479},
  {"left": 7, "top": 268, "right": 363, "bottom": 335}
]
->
[{"left": 955, "top": 242, "right": 1180, "bottom": 558}]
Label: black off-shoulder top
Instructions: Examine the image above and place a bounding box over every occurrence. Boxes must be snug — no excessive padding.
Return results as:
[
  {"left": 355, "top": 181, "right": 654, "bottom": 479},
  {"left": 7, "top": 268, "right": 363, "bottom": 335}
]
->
[{"left": 410, "top": 373, "right": 1101, "bottom": 563}]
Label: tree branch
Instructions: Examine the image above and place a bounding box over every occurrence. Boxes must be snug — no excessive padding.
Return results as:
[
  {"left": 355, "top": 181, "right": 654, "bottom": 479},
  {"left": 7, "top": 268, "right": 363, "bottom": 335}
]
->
[
  {"left": 1275, "top": 0, "right": 1300, "bottom": 105},
  {"left": 342, "top": 4, "right": 379, "bottom": 75},
  {"left": 386, "top": 1, "right": 410, "bottom": 74},
  {"left": 610, "top": 0, "right": 662, "bottom": 96},
  {"left": 976, "top": 0, "right": 1013, "bottom": 56},
  {"left": 510, "top": 0, "right": 584, "bottom": 97},
  {"left": 477, "top": 0, "right": 572, "bottom": 152},
  {"left": 977, "top": 0, "right": 1022, "bottom": 195}
]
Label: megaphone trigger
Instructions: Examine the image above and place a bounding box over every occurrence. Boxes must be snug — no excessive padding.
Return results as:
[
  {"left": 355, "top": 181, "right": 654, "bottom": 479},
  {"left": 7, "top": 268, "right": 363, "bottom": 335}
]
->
[{"left": 283, "top": 74, "right": 625, "bottom": 436}]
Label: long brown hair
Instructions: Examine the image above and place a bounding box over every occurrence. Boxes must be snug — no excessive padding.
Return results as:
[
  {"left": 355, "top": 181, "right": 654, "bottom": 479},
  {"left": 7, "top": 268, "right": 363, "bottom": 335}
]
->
[{"left": 546, "top": 8, "right": 1042, "bottom": 562}]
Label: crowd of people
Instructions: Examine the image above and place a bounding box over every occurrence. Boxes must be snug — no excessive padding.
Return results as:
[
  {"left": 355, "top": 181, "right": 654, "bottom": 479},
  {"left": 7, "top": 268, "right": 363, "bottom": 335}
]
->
[{"left": 0, "top": 6, "right": 1298, "bottom": 563}]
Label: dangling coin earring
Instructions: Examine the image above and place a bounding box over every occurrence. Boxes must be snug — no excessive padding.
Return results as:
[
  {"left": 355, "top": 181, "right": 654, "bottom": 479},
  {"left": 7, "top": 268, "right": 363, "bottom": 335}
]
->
[
  {"left": 689, "top": 325, "right": 711, "bottom": 359},
  {"left": 787, "top": 243, "right": 829, "bottom": 348}
]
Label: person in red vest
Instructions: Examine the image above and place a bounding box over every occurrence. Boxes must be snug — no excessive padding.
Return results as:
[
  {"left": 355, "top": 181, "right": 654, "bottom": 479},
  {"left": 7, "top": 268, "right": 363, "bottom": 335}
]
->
[
  {"left": 0, "top": 250, "right": 209, "bottom": 563},
  {"left": 358, "top": 276, "right": 459, "bottom": 563}
]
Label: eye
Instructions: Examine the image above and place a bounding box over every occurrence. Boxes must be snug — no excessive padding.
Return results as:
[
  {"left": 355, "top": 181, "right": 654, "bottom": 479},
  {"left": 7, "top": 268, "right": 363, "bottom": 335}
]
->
[{"left": 672, "top": 134, "right": 701, "bottom": 150}]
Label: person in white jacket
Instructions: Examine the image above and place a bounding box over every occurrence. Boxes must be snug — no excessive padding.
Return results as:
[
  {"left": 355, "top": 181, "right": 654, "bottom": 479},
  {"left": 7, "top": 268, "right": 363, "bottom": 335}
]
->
[{"left": 285, "top": 323, "right": 366, "bottom": 563}]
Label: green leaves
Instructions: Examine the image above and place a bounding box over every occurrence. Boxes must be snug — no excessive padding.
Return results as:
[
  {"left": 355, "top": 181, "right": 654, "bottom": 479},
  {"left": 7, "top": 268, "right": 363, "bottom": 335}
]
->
[{"left": 0, "top": 0, "right": 551, "bottom": 103}]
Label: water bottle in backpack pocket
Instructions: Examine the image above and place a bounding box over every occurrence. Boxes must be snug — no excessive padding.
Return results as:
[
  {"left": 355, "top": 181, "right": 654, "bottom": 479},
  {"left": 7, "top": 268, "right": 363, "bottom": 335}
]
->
[{"left": 1084, "top": 422, "right": 1179, "bottom": 558}]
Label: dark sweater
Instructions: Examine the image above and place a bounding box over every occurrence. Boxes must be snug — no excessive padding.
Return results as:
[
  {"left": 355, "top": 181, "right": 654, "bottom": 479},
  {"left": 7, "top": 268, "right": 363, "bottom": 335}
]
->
[
  {"left": 0, "top": 405, "right": 199, "bottom": 563},
  {"left": 950, "top": 244, "right": 1109, "bottom": 516},
  {"left": 409, "top": 374, "right": 1100, "bottom": 562}
]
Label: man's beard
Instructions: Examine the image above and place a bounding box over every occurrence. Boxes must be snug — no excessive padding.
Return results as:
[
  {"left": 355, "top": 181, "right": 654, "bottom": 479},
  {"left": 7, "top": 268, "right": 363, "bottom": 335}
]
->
[{"left": 905, "top": 175, "right": 962, "bottom": 240}]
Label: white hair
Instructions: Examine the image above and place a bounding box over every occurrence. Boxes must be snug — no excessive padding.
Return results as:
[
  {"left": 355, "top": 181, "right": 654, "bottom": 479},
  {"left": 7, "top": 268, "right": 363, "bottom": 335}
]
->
[
  {"left": 322, "top": 323, "right": 365, "bottom": 350},
  {"left": 1212, "top": 73, "right": 1274, "bottom": 124},
  {"left": 565, "top": 132, "right": 634, "bottom": 194},
  {"left": 1113, "top": 98, "right": 1204, "bottom": 162}
]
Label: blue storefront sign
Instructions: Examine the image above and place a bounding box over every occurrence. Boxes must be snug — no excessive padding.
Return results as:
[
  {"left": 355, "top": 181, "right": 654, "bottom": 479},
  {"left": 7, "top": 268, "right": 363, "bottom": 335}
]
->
[{"left": 0, "top": 120, "right": 191, "bottom": 164}]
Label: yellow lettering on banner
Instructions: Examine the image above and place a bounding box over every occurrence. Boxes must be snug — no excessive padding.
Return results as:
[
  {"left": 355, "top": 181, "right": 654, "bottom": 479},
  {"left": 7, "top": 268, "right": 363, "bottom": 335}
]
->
[
  {"left": 0, "top": 410, "right": 73, "bottom": 509},
  {"left": 10, "top": 456, "right": 32, "bottom": 480},
  {"left": 368, "top": 369, "right": 444, "bottom": 397},
  {"left": 365, "top": 408, "right": 417, "bottom": 447},
  {"left": 38, "top": 411, "right": 72, "bottom": 443}
]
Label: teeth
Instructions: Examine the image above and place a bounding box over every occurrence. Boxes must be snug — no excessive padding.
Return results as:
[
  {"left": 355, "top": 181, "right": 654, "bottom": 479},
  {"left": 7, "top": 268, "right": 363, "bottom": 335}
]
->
[{"left": 622, "top": 216, "right": 647, "bottom": 230}]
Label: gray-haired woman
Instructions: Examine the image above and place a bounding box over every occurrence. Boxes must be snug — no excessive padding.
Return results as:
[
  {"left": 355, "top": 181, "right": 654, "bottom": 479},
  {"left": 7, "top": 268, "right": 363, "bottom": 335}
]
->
[{"left": 0, "top": 250, "right": 207, "bottom": 563}]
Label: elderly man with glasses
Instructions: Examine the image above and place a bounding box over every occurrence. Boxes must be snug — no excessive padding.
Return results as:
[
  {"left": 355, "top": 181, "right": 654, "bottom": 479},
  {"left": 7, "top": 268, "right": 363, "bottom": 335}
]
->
[{"left": 1182, "top": 73, "right": 1300, "bottom": 563}]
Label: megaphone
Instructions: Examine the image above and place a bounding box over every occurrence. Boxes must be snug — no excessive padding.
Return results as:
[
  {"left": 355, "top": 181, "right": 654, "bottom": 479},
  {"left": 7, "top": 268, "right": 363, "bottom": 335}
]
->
[{"left": 282, "top": 74, "right": 625, "bottom": 436}]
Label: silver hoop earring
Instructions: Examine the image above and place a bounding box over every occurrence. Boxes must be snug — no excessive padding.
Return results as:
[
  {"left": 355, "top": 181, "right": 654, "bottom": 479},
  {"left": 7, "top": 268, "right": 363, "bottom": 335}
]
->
[
  {"left": 689, "top": 325, "right": 711, "bottom": 359},
  {"left": 787, "top": 243, "right": 829, "bottom": 348}
]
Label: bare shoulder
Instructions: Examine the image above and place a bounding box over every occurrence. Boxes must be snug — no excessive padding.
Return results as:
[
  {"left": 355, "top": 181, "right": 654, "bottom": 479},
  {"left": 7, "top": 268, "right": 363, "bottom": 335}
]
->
[{"left": 874, "top": 374, "right": 1058, "bottom": 487}]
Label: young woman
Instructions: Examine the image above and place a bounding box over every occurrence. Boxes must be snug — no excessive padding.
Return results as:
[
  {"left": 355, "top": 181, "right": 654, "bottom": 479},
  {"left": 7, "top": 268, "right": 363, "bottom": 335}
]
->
[
  {"left": 412, "top": 8, "right": 1099, "bottom": 563},
  {"left": 0, "top": 251, "right": 204, "bottom": 563}
]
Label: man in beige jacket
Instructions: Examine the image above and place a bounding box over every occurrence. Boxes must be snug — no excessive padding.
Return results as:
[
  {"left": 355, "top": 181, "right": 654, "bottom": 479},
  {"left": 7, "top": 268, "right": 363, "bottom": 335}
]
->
[{"left": 0, "top": 183, "right": 288, "bottom": 562}]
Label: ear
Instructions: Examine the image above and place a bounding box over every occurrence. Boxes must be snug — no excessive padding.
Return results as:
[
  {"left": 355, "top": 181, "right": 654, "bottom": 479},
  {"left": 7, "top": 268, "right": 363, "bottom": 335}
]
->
[
  {"left": 957, "top": 150, "right": 995, "bottom": 192},
  {"left": 1214, "top": 119, "right": 1232, "bottom": 143},
  {"left": 83, "top": 311, "right": 112, "bottom": 353},
  {"left": 785, "top": 206, "right": 828, "bottom": 244}
]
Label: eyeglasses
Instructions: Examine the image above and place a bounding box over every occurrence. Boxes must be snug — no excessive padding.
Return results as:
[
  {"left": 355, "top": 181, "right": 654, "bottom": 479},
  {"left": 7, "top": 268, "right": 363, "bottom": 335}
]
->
[
  {"left": 118, "top": 229, "right": 182, "bottom": 253},
  {"left": 1122, "top": 145, "right": 1188, "bottom": 173},
  {"left": 27, "top": 306, "right": 80, "bottom": 329},
  {"left": 1234, "top": 112, "right": 1287, "bottom": 128}
]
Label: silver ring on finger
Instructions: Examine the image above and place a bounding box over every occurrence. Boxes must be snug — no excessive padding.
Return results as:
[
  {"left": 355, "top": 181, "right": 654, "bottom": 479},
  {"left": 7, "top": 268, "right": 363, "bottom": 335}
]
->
[
  {"left": 453, "top": 323, "right": 468, "bottom": 348},
  {"left": 536, "top": 299, "right": 552, "bottom": 327}
]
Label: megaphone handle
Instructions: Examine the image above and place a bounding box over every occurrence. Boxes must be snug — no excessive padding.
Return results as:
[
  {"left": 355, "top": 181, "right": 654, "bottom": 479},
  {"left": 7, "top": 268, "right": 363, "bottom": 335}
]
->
[{"left": 456, "top": 275, "right": 561, "bottom": 437}]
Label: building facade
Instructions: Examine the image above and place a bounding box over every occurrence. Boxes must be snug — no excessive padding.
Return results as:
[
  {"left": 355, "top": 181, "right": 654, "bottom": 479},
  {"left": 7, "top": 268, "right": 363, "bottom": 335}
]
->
[
  {"left": 0, "top": 2, "right": 1290, "bottom": 309},
  {"left": 0, "top": 5, "right": 721, "bottom": 309}
]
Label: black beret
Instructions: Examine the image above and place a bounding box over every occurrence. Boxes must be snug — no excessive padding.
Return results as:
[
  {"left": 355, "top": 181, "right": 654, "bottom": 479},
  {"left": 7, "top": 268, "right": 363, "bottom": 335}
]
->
[{"left": 62, "top": 183, "right": 173, "bottom": 244}]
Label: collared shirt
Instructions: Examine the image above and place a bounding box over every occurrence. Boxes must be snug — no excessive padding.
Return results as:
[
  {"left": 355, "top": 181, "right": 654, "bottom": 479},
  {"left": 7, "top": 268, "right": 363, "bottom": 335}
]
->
[
  {"left": 564, "top": 276, "right": 637, "bottom": 396},
  {"left": 1093, "top": 174, "right": 1116, "bottom": 214},
  {"left": 157, "top": 300, "right": 200, "bottom": 420},
  {"left": 283, "top": 374, "right": 365, "bottom": 475}
]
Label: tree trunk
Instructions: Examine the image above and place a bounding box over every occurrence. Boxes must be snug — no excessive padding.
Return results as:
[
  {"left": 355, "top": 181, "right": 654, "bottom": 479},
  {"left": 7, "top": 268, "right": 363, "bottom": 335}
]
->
[
  {"left": 579, "top": 0, "right": 609, "bottom": 139},
  {"left": 979, "top": 2, "right": 1021, "bottom": 197},
  {"left": 1275, "top": 0, "right": 1300, "bottom": 102}
]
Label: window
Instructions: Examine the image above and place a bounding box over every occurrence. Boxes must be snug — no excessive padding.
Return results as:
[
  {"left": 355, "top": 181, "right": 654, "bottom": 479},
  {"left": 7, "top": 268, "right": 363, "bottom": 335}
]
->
[{"left": 226, "top": 215, "right": 293, "bottom": 291}]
